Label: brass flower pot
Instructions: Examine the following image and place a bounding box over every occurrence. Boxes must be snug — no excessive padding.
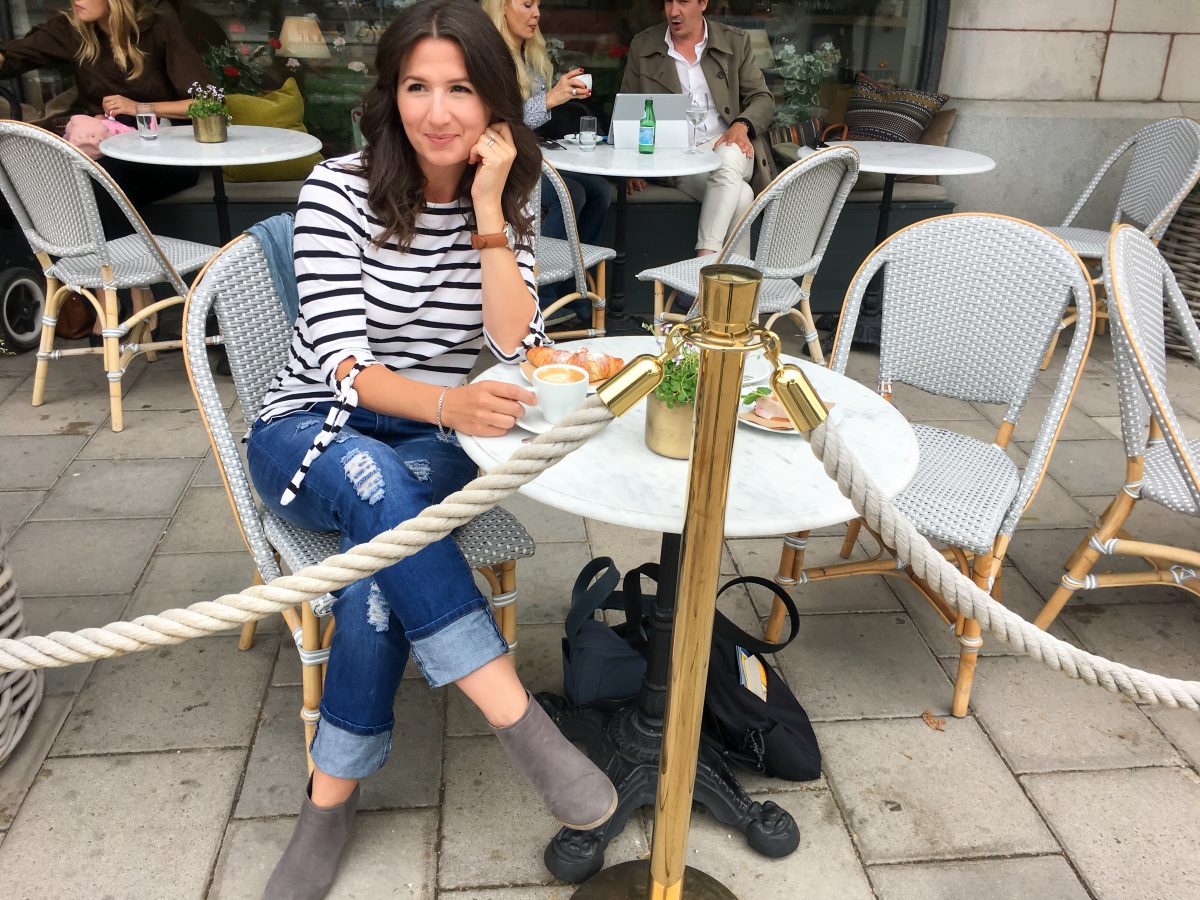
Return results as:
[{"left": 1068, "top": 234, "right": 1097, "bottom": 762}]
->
[
  {"left": 192, "top": 115, "right": 228, "bottom": 143},
  {"left": 644, "top": 393, "right": 694, "bottom": 459}
]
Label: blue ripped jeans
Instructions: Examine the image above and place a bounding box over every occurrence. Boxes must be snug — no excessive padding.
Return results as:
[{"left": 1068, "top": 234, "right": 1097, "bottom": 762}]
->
[{"left": 247, "top": 405, "right": 508, "bottom": 779}]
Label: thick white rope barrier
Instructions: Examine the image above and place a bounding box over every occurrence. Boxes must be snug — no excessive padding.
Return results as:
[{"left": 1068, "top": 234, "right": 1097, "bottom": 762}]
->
[
  {"left": 0, "top": 398, "right": 614, "bottom": 672},
  {"left": 1, "top": 389, "right": 1197, "bottom": 711},
  {"left": 809, "top": 420, "right": 1200, "bottom": 710}
]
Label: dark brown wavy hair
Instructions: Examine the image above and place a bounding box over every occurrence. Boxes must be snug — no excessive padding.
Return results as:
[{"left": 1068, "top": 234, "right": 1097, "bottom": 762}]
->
[{"left": 357, "top": 0, "right": 540, "bottom": 250}]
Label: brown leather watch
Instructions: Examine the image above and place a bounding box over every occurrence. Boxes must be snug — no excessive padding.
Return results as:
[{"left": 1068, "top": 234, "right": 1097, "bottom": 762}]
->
[{"left": 470, "top": 223, "right": 515, "bottom": 250}]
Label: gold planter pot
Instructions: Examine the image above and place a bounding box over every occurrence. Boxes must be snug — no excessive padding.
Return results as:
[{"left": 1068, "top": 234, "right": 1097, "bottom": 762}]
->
[
  {"left": 644, "top": 393, "right": 694, "bottom": 459},
  {"left": 192, "top": 115, "right": 228, "bottom": 143}
]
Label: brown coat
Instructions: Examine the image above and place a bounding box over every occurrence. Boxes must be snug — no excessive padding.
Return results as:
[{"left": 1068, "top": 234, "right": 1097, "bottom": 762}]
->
[{"left": 620, "top": 20, "right": 776, "bottom": 192}]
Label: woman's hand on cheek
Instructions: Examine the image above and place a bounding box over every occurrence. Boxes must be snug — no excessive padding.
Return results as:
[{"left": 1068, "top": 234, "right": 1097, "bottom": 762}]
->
[{"left": 469, "top": 121, "right": 517, "bottom": 213}]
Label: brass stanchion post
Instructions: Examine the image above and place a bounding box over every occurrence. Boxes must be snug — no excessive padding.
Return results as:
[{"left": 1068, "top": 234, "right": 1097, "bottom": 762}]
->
[{"left": 574, "top": 265, "right": 761, "bottom": 899}]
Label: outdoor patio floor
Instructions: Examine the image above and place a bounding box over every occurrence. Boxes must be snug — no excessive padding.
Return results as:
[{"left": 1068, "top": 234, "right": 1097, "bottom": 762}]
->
[{"left": 2, "top": 324, "right": 1200, "bottom": 899}]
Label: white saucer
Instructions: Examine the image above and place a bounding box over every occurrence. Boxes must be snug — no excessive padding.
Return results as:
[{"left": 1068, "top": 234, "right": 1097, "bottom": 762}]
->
[
  {"left": 514, "top": 403, "right": 554, "bottom": 434},
  {"left": 742, "top": 354, "right": 770, "bottom": 385}
]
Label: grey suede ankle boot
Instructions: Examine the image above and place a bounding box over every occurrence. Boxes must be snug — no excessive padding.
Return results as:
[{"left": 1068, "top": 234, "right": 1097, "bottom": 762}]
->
[
  {"left": 492, "top": 694, "right": 617, "bottom": 830},
  {"left": 262, "top": 777, "right": 360, "bottom": 900}
]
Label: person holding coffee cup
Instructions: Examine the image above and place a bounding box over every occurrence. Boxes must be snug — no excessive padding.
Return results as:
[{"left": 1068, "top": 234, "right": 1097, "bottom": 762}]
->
[
  {"left": 485, "top": 0, "right": 610, "bottom": 323},
  {"left": 246, "top": 4, "right": 617, "bottom": 896}
]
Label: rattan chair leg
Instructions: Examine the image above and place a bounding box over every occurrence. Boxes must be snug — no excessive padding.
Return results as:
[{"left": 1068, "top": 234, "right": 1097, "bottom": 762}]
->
[
  {"left": 840, "top": 520, "right": 862, "bottom": 559},
  {"left": 131, "top": 287, "right": 158, "bottom": 363},
  {"left": 950, "top": 552, "right": 996, "bottom": 717},
  {"left": 300, "top": 600, "right": 323, "bottom": 775},
  {"left": 500, "top": 559, "right": 518, "bottom": 659},
  {"left": 798, "top": 293, "right": 825, "bottom": 365},
  {"left": 32, "top": 269, "right": 62, "bottom": 407},
  {"left": 101, "top": 277, "right": 124, "bottom": 433},
  {"left": 768, "top": 530, "right": 810, "bottom": 642},
  {"left": 653, "top": 280, "right": 665, "bottom": 332},
  {"left": 239, "top": 570, "right": 264, "bottom": 650}
]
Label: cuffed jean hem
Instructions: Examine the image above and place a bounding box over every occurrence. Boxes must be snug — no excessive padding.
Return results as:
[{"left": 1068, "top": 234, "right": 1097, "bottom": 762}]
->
[
  {"left": 309, "top": 718, "right": 393, "bottom": 780},
  {"left": 410, "top": 606, "right": 509, "bottom": 688}
]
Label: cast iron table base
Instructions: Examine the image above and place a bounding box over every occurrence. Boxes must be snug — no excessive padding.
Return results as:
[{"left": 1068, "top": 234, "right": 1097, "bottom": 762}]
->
[{"left": 540, "top": 534, "right": 800, "bottom": 884}]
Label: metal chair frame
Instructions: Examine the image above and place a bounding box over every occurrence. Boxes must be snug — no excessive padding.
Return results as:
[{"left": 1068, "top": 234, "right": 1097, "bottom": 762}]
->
[
  {"left": 638, "top": 145, "right": 860, "bottom": 364},
  {"left": 1035, "top": 225, "right": 1200, "bottom": 629},
  {"left": 183, "top": 233, "right": 536, "bottom": 771},
  {"left": 770, "top": 213, "right": 1095, "bottom": 717},
  {"left": 0, "top": 120, "right": 220, "bottom": 431},
  {"left": 533, "top": 160, "right": 614, "bottom": 340}
]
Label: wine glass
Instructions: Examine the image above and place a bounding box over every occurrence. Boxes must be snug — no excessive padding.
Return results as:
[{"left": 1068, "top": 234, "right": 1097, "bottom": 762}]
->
[{"left": 685, "top": 92, "right": 707, "bottom": 154}]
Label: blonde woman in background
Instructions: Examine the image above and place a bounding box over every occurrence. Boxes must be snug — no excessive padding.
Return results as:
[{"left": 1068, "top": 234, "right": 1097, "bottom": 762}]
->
[
  {"left": 485, "top": 0, "right": 610, "bottom": 322},
  {"left": 0, "top": 0, "right": 212, "bottom": 226}
]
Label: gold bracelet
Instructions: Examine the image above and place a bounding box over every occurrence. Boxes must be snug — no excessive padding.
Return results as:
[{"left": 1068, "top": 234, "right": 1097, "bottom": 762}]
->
[{"left": 435, "top": 386, "right": 451, "bottom": 436}]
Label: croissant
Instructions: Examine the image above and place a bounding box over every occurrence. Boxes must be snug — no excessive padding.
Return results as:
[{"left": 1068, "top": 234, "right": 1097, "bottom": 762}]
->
[
  {"left": 567, "top": 349, "right": 624, "bottom": 381},
  {"left": 525, "top": 346, "right": 571, "bottom": 367}
]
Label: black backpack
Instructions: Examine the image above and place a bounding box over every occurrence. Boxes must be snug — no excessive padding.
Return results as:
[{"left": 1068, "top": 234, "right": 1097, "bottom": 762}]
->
[{"left": 561, "top": 559, "right": 821, "bottom": 782}]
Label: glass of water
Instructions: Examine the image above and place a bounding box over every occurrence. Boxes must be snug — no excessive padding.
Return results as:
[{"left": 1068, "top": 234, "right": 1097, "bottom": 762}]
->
[
  {"left": 578, "top": 116, "right": 598, "bottom": 152},
  {"left": 685, "top": 93, "right": 707, "bottom": 153},
  {"left": 135, "top": 103, "right": 158, "bottom": 140}
]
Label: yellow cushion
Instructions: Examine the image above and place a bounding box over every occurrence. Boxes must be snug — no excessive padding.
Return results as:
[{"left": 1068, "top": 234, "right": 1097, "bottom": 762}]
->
[{"left": 223, "top": 79, "right": 323, "bottom": 183}]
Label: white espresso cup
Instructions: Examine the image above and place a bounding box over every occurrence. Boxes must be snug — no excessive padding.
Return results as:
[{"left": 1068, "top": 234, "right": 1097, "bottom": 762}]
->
[
  {"left": 576, "top": 73, "right": 593, "bottom": 93},
  {"left": 532, "top": 364, "right": 589, "bottom": 424}
]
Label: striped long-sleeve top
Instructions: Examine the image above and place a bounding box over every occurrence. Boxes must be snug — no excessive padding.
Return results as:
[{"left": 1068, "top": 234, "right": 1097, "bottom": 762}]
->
[{"left": 258, "top": 153, "right": 547, "bottom": 503}]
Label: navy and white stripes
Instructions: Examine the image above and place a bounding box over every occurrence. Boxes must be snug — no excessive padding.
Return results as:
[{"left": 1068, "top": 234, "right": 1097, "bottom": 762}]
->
[{"left": 259, "top": 153, "right": 547, "bottom": 504}]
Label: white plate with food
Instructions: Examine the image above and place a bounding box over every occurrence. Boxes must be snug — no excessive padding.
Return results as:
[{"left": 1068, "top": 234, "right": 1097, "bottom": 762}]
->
[
  {"left": 737, "top": 386, "right": 836, "bottom": 435},
  {"left": 521, "top": 346, "right": 625, "bottom": 393}
]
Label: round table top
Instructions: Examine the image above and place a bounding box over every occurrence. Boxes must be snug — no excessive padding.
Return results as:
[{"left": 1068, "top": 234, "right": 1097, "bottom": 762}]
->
[
  {"left": 458, "top": 336, "right": 918, "bottom": 536},
  {"left": 541, "top": 143, "right": 722, "bottom": 179},
  {"left": 799, "top": 140, "right": 996, "bottom": 176},
  {"left": 101, "top": 124, "right": 322, "bottom": 167}
]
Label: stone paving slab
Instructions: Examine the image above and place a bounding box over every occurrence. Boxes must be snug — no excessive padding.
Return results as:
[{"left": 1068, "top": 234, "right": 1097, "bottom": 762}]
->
[
  {"left": 0, "top": 695, "right": 72, "bottom": 831},
  {"left": 0, "top": 434, "right": 88, "bottom": 490},
  {"left": 1023, "top": 767, "right": 1200, "bottom": 900},
  {"left": 126, "top": 550, "right": 271, "bottom": 631},
  {"left": 1144, "top": 706, "right": 1200, "bottom": 770},
  {"left": 817, "top": 717, "right": 1058, "bottom": 864},
  {"left": 944, "top": 655, "right": 1181, "bottom": 773},
  {"left": 976, "top": 394, "right": 1115, "bottom": 442},
  {"left": 0, "top": 388, "right": 111, "bottom": 435},
  {"left": 121, "top": 352, "right": 236, "bottom": 410},
  {"left": 0, "top": 375, "right": 20, "bottom": 404},
  {"left": 0, "top": 489, "right": 42, "bottom": 532},
  {"left": 211, "top": 809, "right": 439, "bottom": 899},
  {"left": 500, "top": 493, "right": 587, "bottom": 544},
  {"left": 504, "top": 540, "right": 593, "bottom": 624},
  {"left": 682, "top": 789, "right": 874, "bottom": 899},
  {"left": 867, "top": 855, "right": 1089, "bottom": 899},
  {"left": 775, "top": 613, "right": 954, "bottom": 720},
  {"left": 583, "top": 518, "right": 736, "bottom": 576},
  {"left": 1034, "top": 437, "right": 1129, "bottom": 496},
  {"left": 438, "top": 735, "right": 649, "bottom": 889},
  {"left": 8, "top": 516, "right": 168, "bottom": 596},
  {"left": 438, "top": 888, "right": 570, "bottom": 899},
  {"left": 236, "top": 685, "right": 443, "bottom": 819},
  {"left": 0, "top": 749, "right": 243, "bottom": 899},
  {"left": 78, "top": 407, "right": 213, "bottom": 459},
  {"left": 19, "top": 594, "right": 129, "bottom": 695},
  {"left": 50, "top": 635, "right": 277, "bottom": 756},
  {"left": 160, "top": 484, "right": 253, "bottom": 553},
  {"left": 32, "top": 456, "right": 197, "bottom": 520},
  {"left": 1060, "top": 600, "right": 1200, "bottom": 679}
]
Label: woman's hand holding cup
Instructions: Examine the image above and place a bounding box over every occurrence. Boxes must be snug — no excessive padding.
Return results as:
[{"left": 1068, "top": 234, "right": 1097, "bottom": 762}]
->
[
  {"left": 442, "top": 379, "right": 534, "bottom": 437},
  {"left": 549, "top": 68, "right": 591, "bottom": 108}
]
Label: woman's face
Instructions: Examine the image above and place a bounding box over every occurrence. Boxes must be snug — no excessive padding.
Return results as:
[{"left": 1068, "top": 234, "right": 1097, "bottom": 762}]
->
[
  {"left": 73, "top": 0, "right": 109, "bottom": 24},
  {"left": 396, "top": 38, "right": 490, "bottom": 180},
  {"left": 504, "top": 0, "right": 540, "bottom": 42}
]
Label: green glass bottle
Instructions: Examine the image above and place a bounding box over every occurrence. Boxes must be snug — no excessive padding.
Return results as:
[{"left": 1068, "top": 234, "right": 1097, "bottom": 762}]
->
[{"left": 638, "top": 99, "right": 656, "bottom": 154}]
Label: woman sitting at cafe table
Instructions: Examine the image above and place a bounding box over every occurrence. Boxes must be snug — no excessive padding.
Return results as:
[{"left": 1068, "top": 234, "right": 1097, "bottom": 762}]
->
[
  {"left": 0, "top": 0, "right": 211, "bottom": 214},
  {"left": 247, "top": 2, "right": 616, "bottom": 896}
]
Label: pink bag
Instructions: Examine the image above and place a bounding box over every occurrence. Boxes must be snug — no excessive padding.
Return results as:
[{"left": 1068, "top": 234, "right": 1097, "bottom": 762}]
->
[{"left": 63, "top": 114, "right": 135, "bottom": 160}]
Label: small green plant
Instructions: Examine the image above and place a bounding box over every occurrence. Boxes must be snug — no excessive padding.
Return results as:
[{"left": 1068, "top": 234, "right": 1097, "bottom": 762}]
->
[
  {"left": 773, "top": 40, "right": 840, "bottom": 126},
  {"left": 654, "top": 347, "right": 700, "bottom": 409},
  {"left": 186, "top": 83, "right": 230, "bottom": 121}
]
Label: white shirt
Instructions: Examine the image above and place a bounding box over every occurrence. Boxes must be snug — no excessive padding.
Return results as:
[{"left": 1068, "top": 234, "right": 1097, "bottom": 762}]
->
[{"left": 665, "top": 22, "right": 722, "bottom": 143}]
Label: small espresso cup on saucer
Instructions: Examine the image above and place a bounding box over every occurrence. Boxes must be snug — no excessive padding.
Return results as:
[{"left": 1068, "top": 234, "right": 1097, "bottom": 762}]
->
[{"left": 532, "top": 364, "right": 589, "bottom": 423}]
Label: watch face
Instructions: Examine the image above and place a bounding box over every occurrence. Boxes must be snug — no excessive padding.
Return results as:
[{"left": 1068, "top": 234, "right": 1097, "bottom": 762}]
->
[{"left": 503, "top": 223, "right": 516, "bottom": 250}]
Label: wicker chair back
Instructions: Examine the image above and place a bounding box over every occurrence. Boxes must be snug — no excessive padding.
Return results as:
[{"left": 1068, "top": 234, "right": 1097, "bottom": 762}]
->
[
  {"left": 1063, "top": 117, "right": 1200, "bottom": 241},
  {"left": 1105, "top": 225, "right": 1200, "bottom": 509},
  {"left": 725, "top": 144, "right": 859, "bottom": 279},
  {"left": 533, "top": 160, "right": 589, "bottom": 296},
  {"left": 0, "top": 121, "right": 188, "bottom": 295}
]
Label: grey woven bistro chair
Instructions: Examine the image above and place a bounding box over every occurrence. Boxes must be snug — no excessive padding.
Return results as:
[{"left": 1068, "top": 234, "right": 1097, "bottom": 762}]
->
[
  {"left": 637, "top": 144, "right": 859, "bottom": 364},
  {"left": 1040, "top": 117, "right": 1200, "bottom": 365},
  {"left": 769, "top": 213, "right": 1095, "bottom": 717},
  {"left": 1035, "top": 225, "right": 1200, "bottom": 628},
  {"left": 534, "top": 159, "right": 614, "bottom": 339},
  {"left": 183, "top": 233, "right": 536, "bottom": 770},
  {"left": 0, "top": 120, "right": 220, "bottom": 431}
]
